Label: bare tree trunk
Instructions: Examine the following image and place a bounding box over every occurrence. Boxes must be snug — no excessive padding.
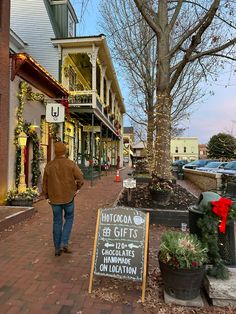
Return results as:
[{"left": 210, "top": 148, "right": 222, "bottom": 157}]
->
[
  {"left": 155, "top": 91, "right": 172, "bottom": 179},
  {"left": 154, "top": 0, "right": 172, "bottom": 180},
  {"left": 147, "top": 97, "right": 154, "bottom": 172}
]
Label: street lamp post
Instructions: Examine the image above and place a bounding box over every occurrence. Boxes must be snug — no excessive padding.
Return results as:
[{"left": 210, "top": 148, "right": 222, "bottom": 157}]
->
[{"left": 18, "top": 131, "right": 27, "bottom": 193}]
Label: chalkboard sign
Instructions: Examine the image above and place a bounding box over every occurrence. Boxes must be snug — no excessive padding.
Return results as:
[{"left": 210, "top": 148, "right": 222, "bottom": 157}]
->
[{"left": 89, "top": 207, "right": 149, "bottom": 302}]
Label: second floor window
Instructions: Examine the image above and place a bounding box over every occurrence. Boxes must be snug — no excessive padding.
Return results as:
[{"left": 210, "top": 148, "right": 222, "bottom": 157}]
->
[
  {"left": 175, "top": 147, "right": 178, "bottom": 153},
  {"left": 184, "top": 146, "right": 187, "bottom": 153}
]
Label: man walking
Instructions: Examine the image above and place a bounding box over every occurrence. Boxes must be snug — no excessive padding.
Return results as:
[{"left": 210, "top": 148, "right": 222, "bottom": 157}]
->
[{"left": 43, "top": 141, "right": 84, "bottom": 256}]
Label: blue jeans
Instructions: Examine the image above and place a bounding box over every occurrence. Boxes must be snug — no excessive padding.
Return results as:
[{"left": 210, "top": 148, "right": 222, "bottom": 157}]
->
[{"left": 51, "top": 200, "right": 74, "bottom": 250}]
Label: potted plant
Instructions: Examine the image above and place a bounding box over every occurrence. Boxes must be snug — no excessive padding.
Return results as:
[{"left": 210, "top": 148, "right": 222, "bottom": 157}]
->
[
  {"left": 158, "top": 230, "right": 208, "bottom": 300},
  {"left": 5, "top": 187, "right": 39, "bottom": 206},
  {"left": 148, "top": 173, "right": 173, "bottom": 205}
]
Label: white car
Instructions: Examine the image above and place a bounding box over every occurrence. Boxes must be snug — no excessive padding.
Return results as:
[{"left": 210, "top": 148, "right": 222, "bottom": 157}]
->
[{"left": 196, "top": 161, "right": 228, "bottom": 173}]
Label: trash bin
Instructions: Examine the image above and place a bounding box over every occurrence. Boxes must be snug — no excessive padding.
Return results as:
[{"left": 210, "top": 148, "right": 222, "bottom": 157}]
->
[
  {"left": 218, "top": 220, "right": 236, "bottom": 265},
  {"left": 189, "top": 192, "right": 220, "bottom": 237}
]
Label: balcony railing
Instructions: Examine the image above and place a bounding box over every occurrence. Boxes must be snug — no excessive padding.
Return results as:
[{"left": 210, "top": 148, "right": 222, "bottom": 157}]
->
[
  {"left": 69, "top": 91, "right": 93, "bottom": 105},
  {"left": 96, "top": 95, "right": 103, "bottom": 112},
  {"left": 68, "top": 90, "right": 120, "bottom": 128}
]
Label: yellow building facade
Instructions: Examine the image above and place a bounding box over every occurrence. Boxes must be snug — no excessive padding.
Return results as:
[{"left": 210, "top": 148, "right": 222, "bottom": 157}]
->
[{"left": 171, "top": 137, "right": 199, "bottom": 161}]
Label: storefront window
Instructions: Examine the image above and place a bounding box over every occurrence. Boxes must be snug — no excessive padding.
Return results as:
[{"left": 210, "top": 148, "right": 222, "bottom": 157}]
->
[
  {"left": 64, "top": 121, "right": 74, "bottom": 160},
  {"left": 40, "top": 118, "right": 49, "bottom": 162}
]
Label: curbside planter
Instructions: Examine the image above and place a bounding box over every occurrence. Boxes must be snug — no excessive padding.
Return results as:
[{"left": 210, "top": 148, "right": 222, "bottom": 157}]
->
[
  {"left": 10, "top": 199, "right": 33, "bottom": 207},
  {"left": 159, "top": 259, "right": 205, "bottom": 300}
]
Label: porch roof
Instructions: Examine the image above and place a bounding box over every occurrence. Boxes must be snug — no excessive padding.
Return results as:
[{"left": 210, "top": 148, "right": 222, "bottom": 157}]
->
[
  {"left": 51, "top": 34, "right": 126, "bottom": 114},
  {"left": 70, "top": 107, "right": 121, "bottom": 139},
  {"left": 11, "top": 53, "right": 69, "bottom": 98}
]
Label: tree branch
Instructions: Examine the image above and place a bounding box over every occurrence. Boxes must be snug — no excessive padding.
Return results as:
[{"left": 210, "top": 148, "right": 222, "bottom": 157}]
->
[
  {"left": 169, "top": 0, "right": 221, "bottom": 91},
  {"left": 133, "top": 0, "right": 161, "bottom": 34},
  {"left": 168, "top": 0, "right": 183, "bottom": 32}
]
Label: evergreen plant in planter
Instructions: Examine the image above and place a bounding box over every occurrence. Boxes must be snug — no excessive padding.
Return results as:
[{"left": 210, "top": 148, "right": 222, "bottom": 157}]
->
[
  {"left": 149, "top": 173, "right": 173, "bottom": 205},
  {"left": 5, "top": 187, "right": 39, "bottom": 207},
  {"left": 158, "top": 231, "right": 208, "bottom": 300},
  {"left": 196, "top": 197, "right": 236, "bottom": 279}
]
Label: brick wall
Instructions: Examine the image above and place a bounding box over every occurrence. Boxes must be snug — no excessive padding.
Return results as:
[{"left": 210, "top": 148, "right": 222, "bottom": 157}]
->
[
  {"left": 0, "top": 0, "right": 10, "bottom": 203},
  {"left": 184, "top": 169, "right": 222, "bottom": 192}
]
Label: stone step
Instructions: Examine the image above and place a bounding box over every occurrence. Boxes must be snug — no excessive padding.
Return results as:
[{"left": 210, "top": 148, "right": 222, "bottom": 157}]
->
[{"left": 203, "top": 268, "right": 236, "bottom": 307}]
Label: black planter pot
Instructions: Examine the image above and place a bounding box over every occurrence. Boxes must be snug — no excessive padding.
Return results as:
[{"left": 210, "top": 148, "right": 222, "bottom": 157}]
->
[
  {"left": 10, "top": 199, "right": 33, "bottom": 207},
  {"left": 149, "top": 189, "right": 171, "bottom": 205},
  {"left": 159, "top": 259, "right": 205, "bottom": 300},
  {"left": 134, "top": 176, "right": 152, "bottom": 184}
]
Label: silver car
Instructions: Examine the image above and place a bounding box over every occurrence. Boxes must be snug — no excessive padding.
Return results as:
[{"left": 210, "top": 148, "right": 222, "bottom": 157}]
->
[
  {"left": 196, "top": 161, "right": 228, "bottom": 173},
  {"left": 217, "top": 161, "right": 236, "bottom": 175},
  {"left": 183, "top": 159, "right": 218, "bottom": 170}
]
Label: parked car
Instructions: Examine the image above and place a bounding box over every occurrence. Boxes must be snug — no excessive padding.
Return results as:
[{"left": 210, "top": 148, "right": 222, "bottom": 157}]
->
[
  {"left": 217, "top": 161, "right": 236, "bottom": 175},
  {"left": 172, "top": 160, "right": 188, "bottom": 167},
  {"left": 183, "top": 159, "right": 218, "bottom": 170},
  {"left": 196, "top": 161, "right": 228, "bottom": 173}
]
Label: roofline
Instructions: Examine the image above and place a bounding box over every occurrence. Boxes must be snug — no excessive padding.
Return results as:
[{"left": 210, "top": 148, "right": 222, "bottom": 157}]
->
[
  {"left": 10, "top": 29, "right": 27, "bottom": 49},
  {"left": 11, "top": 52, "right": 69, "bottom": 97}
]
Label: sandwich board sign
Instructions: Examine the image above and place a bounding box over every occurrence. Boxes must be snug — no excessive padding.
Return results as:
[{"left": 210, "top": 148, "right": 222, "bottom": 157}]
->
[
  {"left": 46, "top": 103, "right": 65, "bottom": 123},
  {"left": 89, "top": 207, "right": 149, "bottom": 302}
]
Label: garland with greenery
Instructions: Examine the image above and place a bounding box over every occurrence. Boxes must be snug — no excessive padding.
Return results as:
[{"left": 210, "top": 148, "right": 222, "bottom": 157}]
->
[
  {"left": 15, "top": 80, "right": 71, "bottom": 187},
  {"left": 197, "top": 198, "right": 236, "bottom": 279},
  {"left": 15, "top": 122, "right": 41, "bottom": 187},
  {"left": 15, "top": 81, "right": 58, "bottom": 187}
]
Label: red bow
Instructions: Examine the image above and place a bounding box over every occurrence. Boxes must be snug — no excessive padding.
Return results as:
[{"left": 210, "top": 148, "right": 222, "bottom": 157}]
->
[
  {"left": 211, "top": 198, "right": 232, "bottom": 233},
  {"left": 61, "top": 98, "right": 70, "bottom": 118}
]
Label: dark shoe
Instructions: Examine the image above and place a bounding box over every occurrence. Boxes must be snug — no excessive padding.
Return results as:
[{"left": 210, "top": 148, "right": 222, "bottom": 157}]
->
[
  {"left": 63, "top": 246, "right": 72, "bottom": 254},
  {"left": 55, "top": 249, "right": 61, "bottom": 256}
]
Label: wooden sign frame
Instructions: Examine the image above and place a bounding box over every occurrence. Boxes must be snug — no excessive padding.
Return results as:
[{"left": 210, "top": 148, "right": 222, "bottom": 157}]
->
[{"left": 88, "top": 208, "right": 149, "bottom": 303}]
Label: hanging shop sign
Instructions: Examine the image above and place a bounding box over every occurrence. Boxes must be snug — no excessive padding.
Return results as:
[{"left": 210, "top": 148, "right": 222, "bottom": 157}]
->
[
  {"left": 46, "top": 103, "right": 65, "bottom": 123},
  {"left": 89, "top": 207, "right": 149, "bottom": 302},
  {"left": 83, "top": 126, "right": 101, "bottom": 132}
]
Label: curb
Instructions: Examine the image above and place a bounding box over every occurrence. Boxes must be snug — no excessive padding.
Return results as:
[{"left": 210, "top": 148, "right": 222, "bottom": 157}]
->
[{"left": 0, "top": 207, "right": 37, "bottom": 232}]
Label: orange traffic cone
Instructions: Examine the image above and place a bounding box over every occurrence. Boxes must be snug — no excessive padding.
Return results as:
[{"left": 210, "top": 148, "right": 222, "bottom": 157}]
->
[{"left": 115, "top": 169, "right": 121, "bottom": 182}]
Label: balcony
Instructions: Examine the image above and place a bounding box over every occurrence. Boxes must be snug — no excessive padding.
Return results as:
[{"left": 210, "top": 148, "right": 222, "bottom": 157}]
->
[
  {"left": 68, "top": 90, "right": 119, "bottom": 130},
  {"left": 69, "top": 91, "right": 93, "bottom": 106}
]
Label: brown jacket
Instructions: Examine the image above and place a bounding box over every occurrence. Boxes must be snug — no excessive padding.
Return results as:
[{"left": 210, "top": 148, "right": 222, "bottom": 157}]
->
[{"left": 43, "top": 156, "right": 84, "bottom": 204}]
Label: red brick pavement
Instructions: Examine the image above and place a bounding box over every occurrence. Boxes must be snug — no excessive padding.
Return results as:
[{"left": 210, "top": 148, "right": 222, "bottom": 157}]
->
[{"left": 0, "top": 168, "right": 148, "bottom": 314}]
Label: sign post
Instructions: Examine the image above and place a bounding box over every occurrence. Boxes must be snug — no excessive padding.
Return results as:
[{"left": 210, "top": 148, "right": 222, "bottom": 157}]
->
[
  {"left": 123, "top": 178, "right": 136, "bottom": 202},
  {"left": 89, "top": 207, "right": 149, "bottom": 302}
]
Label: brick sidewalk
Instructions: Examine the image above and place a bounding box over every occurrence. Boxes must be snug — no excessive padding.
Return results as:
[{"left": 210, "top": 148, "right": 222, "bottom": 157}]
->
[{"left": 0, "top": 168, "right": 147, "bottom": 314}]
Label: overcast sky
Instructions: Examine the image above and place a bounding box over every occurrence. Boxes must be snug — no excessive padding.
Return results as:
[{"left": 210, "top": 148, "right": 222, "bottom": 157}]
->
[{"left": 72, "top": 0, "right": 236, "bottom": 145}]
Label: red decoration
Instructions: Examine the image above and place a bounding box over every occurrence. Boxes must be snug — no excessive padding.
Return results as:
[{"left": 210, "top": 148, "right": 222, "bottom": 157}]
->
[
  {"left": 211, "top": 198, "right": 232, "bottom": 233},
  {"left": 61, "top": 98, "right": 70, "bottom": 118}
]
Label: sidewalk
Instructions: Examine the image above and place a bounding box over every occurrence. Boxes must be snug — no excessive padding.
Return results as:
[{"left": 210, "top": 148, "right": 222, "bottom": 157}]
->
[
  {"left": 0, "top": 168, "right": 147, "bottom": 314},
  {"left": 0, "top": 172, "right": 210, "bottom": 314}
]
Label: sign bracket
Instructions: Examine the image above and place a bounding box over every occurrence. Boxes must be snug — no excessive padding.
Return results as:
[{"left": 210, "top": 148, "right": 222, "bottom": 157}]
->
[
  {"left": 88, "top": 208, "right": 101, "bottom": 294},
  {"left": 142, "top": 212, "right": 149, "bottom": 302}
]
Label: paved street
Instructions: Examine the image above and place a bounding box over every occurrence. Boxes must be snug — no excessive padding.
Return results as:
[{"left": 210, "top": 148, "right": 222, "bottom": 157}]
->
[{"left": 0, "top": 168, "right": 148, "bottom": 314}]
